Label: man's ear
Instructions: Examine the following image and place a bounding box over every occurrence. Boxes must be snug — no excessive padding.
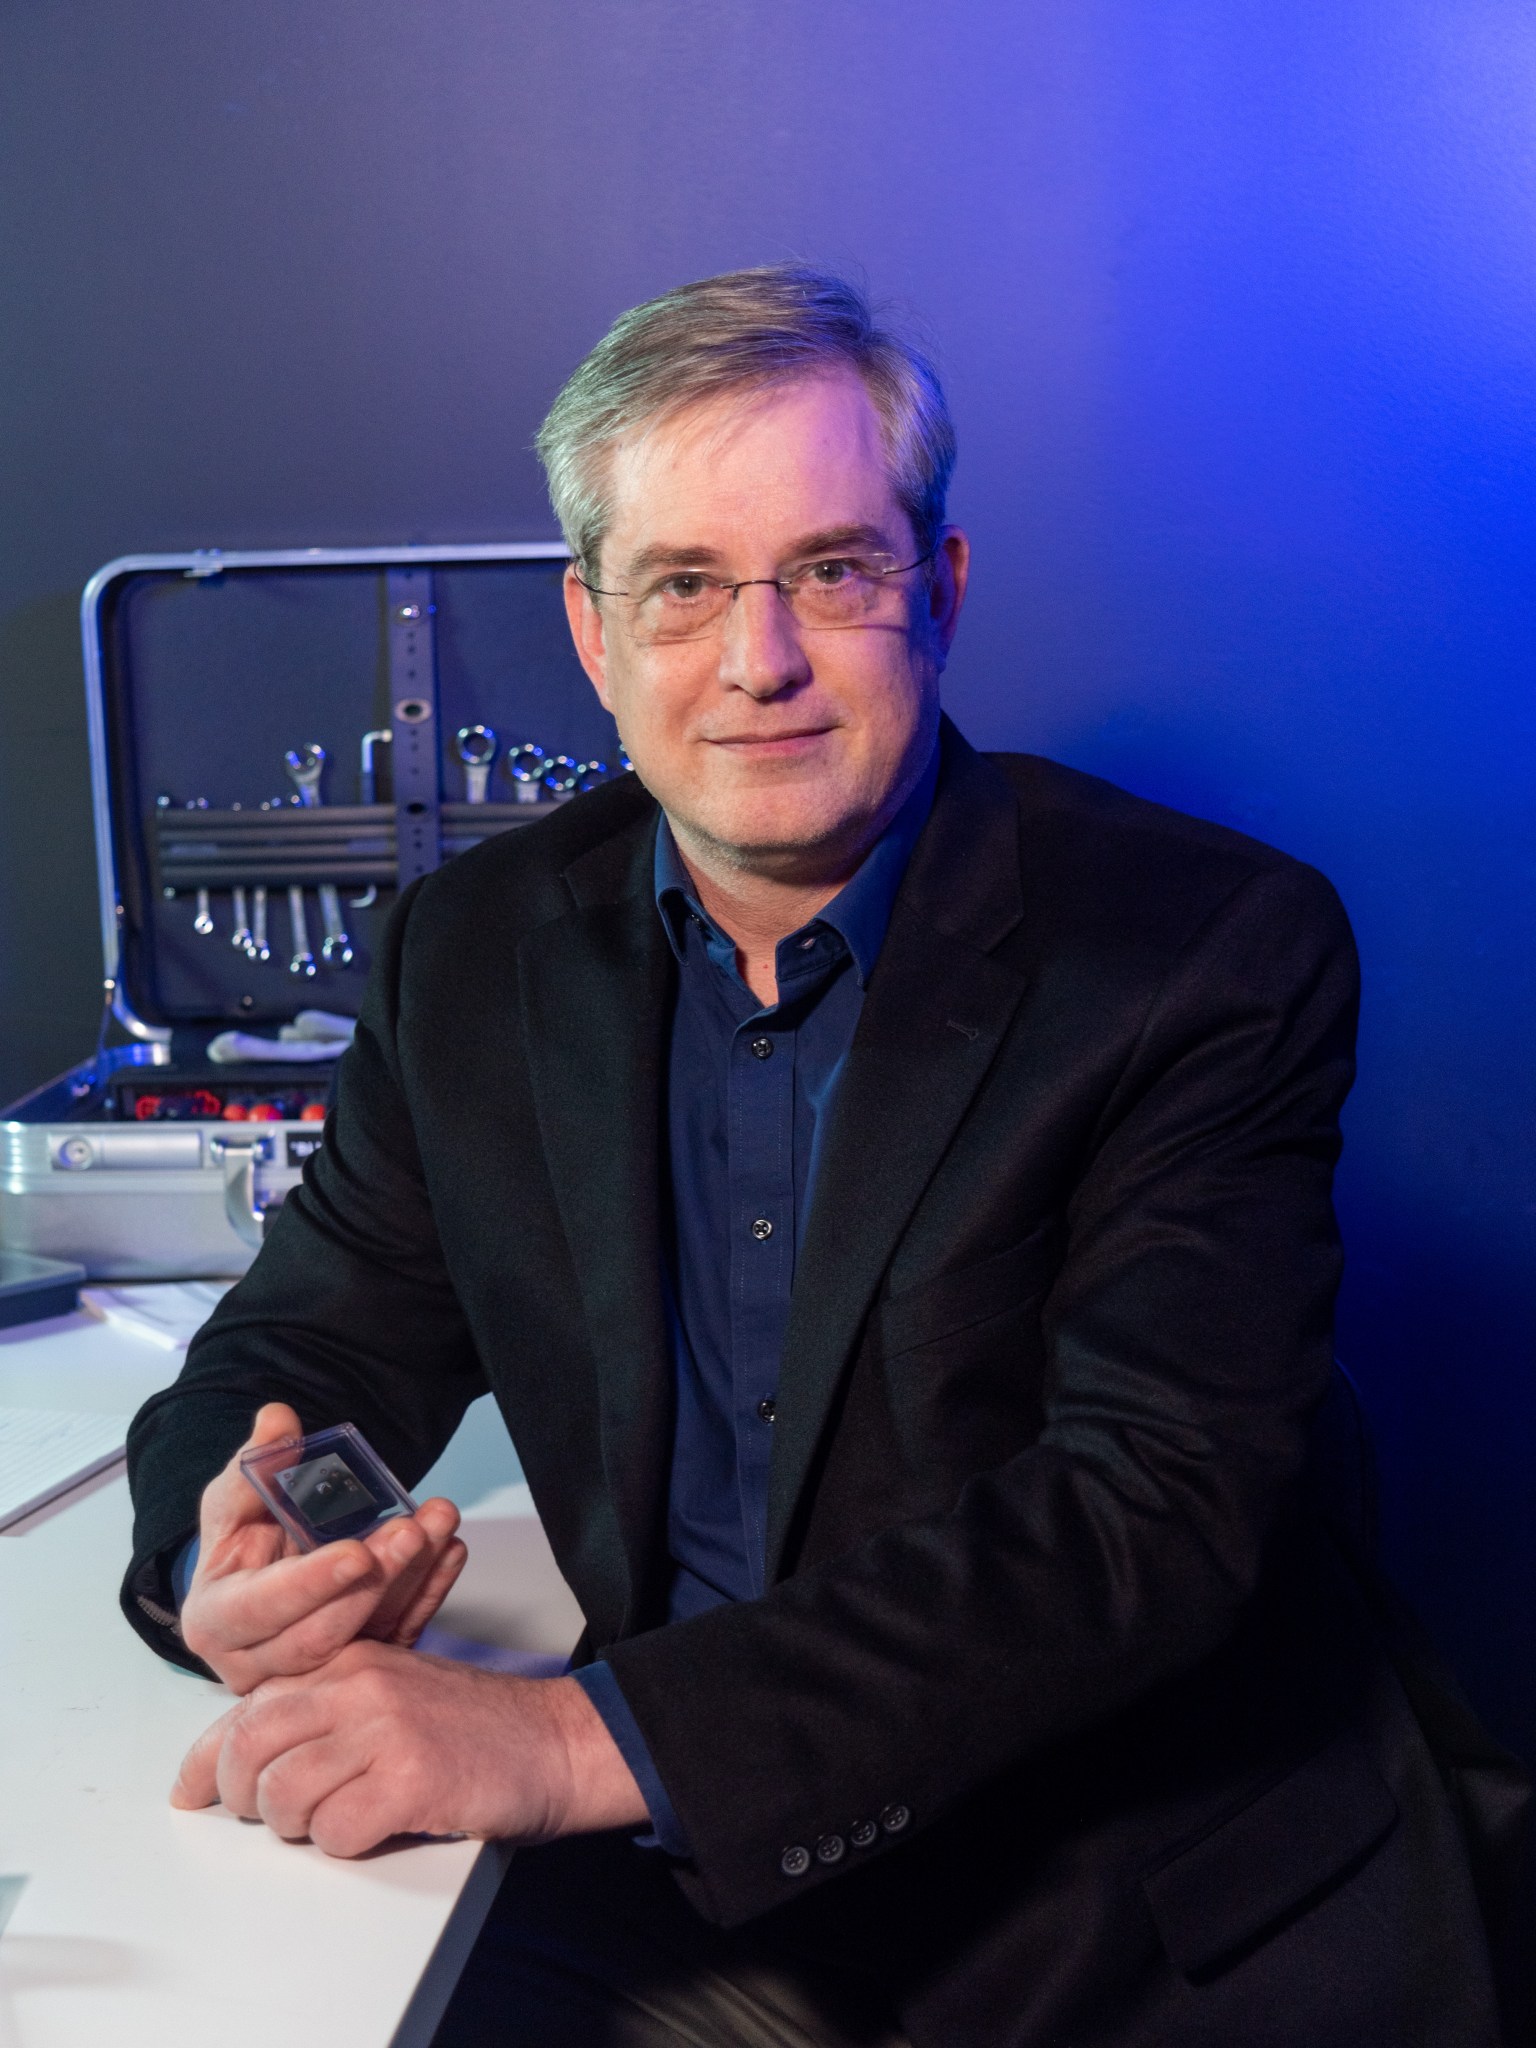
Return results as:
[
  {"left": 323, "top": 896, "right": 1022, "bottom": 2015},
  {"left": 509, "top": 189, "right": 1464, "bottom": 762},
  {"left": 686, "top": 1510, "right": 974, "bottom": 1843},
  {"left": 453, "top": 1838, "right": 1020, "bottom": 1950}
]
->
[
  {"left": 563, "top": 565, "right": 614, "bottom": 711},
  {"left": 927, "top": 527, "right": 970, "bottom": 663}
]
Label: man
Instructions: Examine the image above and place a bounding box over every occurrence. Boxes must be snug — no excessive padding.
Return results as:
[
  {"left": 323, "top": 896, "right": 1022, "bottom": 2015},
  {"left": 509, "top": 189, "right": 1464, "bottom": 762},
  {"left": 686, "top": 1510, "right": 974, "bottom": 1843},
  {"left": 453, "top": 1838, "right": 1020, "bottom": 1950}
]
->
[{"left": 123, "top": 268, "right": 1520, "bottom": 2045}]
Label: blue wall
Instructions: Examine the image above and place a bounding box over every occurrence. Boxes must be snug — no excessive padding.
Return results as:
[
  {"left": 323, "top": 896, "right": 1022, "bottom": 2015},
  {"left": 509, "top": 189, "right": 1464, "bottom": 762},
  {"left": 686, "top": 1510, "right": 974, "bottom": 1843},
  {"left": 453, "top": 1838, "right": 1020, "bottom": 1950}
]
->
[{"left": 1, "top": 1, "right": 1531, "bottom": 1757}]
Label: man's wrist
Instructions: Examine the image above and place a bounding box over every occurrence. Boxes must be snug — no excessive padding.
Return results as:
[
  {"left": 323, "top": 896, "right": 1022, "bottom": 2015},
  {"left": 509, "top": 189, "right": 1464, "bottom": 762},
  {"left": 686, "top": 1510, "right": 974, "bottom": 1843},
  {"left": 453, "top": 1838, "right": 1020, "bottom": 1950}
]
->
[{"left": 539, "top": 1673, "right": 649, "bottom": 1835}]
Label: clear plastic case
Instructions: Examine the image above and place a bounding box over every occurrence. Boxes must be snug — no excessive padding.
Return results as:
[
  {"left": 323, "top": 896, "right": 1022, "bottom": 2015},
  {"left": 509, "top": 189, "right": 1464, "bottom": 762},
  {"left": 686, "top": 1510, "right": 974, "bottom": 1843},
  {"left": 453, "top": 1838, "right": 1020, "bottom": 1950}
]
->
[{"left": 240, "top": 1422, "right": 417, "bottom": 1550}]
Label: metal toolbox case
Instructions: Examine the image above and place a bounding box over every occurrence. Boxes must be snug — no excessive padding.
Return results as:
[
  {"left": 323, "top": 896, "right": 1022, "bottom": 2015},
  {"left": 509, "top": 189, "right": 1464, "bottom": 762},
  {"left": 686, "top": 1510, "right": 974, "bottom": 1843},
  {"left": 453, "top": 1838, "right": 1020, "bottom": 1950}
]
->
[{"left": 1, "top": 542, "right": 615, "bottom": 1278}]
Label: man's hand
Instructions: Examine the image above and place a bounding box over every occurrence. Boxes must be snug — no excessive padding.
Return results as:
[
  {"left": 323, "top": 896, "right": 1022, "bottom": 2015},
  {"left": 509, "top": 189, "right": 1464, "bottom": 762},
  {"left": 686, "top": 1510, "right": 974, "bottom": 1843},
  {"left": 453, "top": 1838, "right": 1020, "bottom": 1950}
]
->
[
  {"left": 170, "top": 1642, "right": 648, "bottom": 1856},
  {"left": 180, "top": 1403, "right": 468, "bottom": 1694}
]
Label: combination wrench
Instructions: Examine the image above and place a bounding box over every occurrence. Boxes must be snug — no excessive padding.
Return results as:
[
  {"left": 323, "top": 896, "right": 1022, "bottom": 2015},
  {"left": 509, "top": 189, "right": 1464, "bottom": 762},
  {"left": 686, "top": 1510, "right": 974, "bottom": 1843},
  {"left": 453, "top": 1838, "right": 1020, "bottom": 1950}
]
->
[
  {"left": 457, "top": 724, "right": 499, "bottom": 803},
  {"left": 287, "top": 884, "right": 316, "bottom": 977},
  {"left": 180, "top": 799, "right": 216, "bottom": 935},
  {"left": 283, "top": 743, "right": 353, "bottom": 965}
]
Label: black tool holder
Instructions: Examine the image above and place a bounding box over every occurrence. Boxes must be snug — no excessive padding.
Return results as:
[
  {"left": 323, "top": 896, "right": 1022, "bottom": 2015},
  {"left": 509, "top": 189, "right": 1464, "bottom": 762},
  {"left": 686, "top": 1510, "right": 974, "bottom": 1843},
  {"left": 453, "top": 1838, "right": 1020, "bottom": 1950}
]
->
[{"left": 151, "top": 801, "right": 545, "bottom": 895}]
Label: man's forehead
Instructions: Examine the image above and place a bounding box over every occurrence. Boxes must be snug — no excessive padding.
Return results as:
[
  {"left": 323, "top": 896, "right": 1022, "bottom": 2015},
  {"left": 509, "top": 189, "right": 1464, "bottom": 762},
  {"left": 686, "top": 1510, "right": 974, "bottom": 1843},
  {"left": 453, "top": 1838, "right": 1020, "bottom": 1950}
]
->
[{"left": 600, "top": 371, "right": 907, "bottom": 564}]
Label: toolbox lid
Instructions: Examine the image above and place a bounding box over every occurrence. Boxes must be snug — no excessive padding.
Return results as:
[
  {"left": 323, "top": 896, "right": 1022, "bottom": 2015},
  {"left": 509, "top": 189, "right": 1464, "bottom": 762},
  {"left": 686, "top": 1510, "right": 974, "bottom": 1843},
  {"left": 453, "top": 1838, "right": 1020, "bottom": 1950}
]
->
[{"left": 80, "top": 542, "right": 614, "bottom": 1043}]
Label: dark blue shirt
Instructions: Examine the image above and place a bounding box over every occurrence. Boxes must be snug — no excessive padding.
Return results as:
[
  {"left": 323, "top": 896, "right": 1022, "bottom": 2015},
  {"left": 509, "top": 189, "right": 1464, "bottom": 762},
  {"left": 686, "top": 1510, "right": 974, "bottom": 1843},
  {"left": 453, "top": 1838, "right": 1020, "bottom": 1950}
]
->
[{"left": 574, "top": 748, "right": 938, "bottom": 1849}]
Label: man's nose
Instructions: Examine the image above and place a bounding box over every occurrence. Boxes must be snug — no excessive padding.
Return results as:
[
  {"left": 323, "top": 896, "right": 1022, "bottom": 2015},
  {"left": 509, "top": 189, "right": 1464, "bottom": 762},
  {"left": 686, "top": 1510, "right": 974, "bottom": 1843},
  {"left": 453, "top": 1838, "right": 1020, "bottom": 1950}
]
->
[{"left": 715, "top": 581, "right": 811, "bottom": 698}]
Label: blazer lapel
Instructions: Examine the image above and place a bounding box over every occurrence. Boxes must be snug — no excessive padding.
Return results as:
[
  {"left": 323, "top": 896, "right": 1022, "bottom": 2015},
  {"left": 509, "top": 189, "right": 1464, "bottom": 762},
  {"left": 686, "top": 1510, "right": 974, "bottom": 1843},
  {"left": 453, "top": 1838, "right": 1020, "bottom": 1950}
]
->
[
  {"left": 518, "top": 814, "right": 675, "bottom": 1630},
  {"left": 766, "top": 726, "right": 1032, "bottom": 1577}
]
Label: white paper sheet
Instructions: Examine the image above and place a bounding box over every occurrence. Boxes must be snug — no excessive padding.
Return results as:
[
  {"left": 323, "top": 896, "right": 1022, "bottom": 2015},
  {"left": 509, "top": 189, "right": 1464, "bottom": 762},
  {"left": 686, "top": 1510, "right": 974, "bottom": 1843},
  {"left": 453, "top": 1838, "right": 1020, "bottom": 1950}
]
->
[
  {"left": 0, "top": 1408, "right": 131, "bottom": 1530},
  {"left": 79, "top": 1279, "right": 231, "bottom": 1352}
]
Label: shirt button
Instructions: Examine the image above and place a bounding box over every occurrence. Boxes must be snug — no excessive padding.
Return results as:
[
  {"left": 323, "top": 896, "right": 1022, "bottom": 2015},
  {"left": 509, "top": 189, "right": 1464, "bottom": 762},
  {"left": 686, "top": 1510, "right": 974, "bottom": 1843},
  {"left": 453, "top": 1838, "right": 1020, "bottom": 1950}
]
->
[
  {"left": 756, "top": 1397, "right": 776, "bottom": 1424},
  {"left": 815, "top": 1834, "right": 846, "bottom": 1865},
  {"left": 799, "top": 935, "right": 816, "bottom": 950},
  {"left": 849, "top": 1819, "right": 878, "bottom": 1850},
  {"left": 879, "top": 1803, "right": 912, "bottom": 1835},
  {"left": 750, "top": 1036, "right": 774, "bottom": 1060},
  {"left": 780, "top": 1845, "right": 811, "bottom": 1878},
  {"left": 751, "top": 1217, "right": 773, "bottom": 1241}
]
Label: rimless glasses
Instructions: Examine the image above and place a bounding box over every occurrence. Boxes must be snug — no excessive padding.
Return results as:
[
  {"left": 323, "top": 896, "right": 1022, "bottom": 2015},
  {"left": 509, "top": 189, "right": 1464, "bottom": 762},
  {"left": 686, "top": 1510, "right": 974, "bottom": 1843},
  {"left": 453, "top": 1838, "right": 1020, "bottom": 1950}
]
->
[{"left": 574, "top": 548, "right": 937, "bottom": 647}]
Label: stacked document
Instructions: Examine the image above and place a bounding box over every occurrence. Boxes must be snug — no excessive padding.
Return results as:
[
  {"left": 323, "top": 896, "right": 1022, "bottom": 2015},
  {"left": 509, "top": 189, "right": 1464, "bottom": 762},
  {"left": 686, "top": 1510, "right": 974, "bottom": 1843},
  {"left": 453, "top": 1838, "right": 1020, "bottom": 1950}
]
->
[
  {"left": 0, "top": 1408, "right": 132, "bottom": 1531},
  {"left": 80, "top": 1280, "right": 230, "bottom": 1351}
]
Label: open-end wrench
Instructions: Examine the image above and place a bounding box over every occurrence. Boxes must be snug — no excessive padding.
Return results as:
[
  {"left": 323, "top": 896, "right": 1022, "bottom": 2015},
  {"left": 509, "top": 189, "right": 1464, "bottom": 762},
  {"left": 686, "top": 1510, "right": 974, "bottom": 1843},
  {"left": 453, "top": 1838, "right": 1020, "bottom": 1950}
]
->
[
  {"left": 231, "top": 886, "right": 253, "bottom": 956},
  {"left": 457, "top": 724, "right": 499, "bottom": 803},
  {"left": 287, "top": 885, "right": 316, "bottom": 977},
  {"left": 284, "top": 743, "right": 353, "bottom": 965}
]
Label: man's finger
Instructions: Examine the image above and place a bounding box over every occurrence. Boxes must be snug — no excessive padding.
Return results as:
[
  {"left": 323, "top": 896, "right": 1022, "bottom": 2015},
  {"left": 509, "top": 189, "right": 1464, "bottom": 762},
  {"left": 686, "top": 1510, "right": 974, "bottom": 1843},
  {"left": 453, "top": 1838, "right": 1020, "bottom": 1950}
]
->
[
  {"left": 196, "top": 1402, "right": 305, "bottom": 1553},
  {"left": 364, "top": 1501, "right": 462, "bottom": 1639},
  {"left": 254, "top": 1733, "right": 365, "bottom": 1842},
  {"left": 215, "top": 1687, "right": 340, "bottom": 1819},
  {"left": 188, "top": 1539, "right": 377, "bottom": 1655},
  {"left": 387, "top": 1536, "right": 469, "bottom": 1647},
  {"left": 171, "top": 1700, "right": 243, "bottom": 1809},
  {"left": 308, "top": 1768, "right": 400, "bottom": 1860}
]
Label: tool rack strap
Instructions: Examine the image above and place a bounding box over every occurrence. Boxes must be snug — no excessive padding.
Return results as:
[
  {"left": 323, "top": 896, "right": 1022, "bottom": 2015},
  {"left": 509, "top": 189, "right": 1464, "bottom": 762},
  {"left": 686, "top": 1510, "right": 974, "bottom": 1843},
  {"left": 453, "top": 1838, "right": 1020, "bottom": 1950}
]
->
[{"left": 387, "top": 568, "right": 442, "bottom": 885}]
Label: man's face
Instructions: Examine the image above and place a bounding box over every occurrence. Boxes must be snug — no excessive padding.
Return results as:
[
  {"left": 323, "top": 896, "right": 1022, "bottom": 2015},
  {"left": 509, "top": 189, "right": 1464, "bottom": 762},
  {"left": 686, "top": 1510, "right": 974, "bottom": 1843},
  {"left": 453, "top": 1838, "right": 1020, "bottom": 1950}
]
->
[{"left": 564, "top": 371, "right": 969, "bottom": 881}]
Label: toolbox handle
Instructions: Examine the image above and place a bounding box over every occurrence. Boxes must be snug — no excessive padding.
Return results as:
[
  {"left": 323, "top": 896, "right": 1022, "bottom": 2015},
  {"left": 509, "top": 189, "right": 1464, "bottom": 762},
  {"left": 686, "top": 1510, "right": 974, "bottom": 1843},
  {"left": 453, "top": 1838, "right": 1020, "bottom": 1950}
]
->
[{"left": 210, "top": 1136, "right": 276, "bottom": 1251}]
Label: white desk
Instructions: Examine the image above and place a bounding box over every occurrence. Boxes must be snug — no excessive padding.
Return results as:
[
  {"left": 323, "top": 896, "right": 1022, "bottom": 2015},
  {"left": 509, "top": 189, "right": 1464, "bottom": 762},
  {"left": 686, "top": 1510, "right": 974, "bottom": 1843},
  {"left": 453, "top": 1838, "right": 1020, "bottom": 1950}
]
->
[{"left": 0, "top": 1305, "right": 585, "bottom": 2048}]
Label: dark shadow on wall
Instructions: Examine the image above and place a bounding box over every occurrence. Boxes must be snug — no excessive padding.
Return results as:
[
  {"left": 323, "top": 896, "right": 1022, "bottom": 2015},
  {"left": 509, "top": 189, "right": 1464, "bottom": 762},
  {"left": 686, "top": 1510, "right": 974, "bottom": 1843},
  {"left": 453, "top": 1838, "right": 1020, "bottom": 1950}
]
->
[
  {"left": 0, "top": 592, "right": 103, "bottom": 1106},
  {"left": 1334, "top": 1191, "right": 1536, "bottom": 1770}
]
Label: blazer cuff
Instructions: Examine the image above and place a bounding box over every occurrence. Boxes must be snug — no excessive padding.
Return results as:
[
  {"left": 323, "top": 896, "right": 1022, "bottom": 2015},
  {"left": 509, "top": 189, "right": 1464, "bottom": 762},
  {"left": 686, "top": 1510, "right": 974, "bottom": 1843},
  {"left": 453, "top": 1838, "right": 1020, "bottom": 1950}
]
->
[
  {"left": 119, "top": 1529, "right": 216, "bottom": 1678},
  {"left": 571, "top": 1659, "right": 691, "bottom": 1857},
  {"left": 171, "top": 1533, "right": 201, "bottom": 1609}
]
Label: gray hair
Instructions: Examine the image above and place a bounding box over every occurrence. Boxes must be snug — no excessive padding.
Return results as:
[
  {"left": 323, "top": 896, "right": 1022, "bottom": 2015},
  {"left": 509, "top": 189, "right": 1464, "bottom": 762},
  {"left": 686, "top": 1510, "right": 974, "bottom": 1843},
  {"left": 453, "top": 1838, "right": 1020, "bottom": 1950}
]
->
[{"left": 534, "top": 266, "right": 956, "bottom": 580}]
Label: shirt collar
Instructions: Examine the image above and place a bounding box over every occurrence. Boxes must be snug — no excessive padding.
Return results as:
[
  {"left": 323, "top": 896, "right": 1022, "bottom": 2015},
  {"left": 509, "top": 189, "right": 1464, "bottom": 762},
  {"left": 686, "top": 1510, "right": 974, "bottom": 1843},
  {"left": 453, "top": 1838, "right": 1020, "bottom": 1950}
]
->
[{"left": 653, "top": 738, "right": 939, "bottom": 991}]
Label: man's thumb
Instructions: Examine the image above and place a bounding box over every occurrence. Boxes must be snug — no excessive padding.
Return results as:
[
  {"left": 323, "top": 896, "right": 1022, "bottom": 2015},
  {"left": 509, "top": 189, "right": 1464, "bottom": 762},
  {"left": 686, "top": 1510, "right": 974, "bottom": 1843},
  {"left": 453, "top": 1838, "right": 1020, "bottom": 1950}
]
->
[{"left": 245, "top": 1401, "right": 303, "bottom": 1451}]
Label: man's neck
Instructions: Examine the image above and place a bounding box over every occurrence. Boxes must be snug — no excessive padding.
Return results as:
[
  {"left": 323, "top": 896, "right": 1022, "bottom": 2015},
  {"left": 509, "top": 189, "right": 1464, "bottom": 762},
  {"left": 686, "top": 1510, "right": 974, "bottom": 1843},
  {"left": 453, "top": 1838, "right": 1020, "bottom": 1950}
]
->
[{"left": 667, "top": 836, "right": 857, "bottom": 1007}]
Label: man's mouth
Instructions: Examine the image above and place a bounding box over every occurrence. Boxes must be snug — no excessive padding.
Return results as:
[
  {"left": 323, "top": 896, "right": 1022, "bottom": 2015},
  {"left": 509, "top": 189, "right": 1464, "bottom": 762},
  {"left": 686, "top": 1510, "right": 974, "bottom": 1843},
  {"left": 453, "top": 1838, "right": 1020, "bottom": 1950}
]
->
[{"left": 704, "top": 727, "right": 836, "bottom": 752}]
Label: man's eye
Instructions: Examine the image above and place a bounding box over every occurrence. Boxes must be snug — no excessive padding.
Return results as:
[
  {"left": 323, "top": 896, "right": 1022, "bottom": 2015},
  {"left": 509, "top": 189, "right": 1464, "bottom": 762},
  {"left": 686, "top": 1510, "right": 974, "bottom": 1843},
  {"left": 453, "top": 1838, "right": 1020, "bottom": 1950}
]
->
[
  {"left": 654, "top": 572, "right": 713, "bottom": 602},
  {"left": 805, "top": 558, "right": 861, "bottom": 586}
]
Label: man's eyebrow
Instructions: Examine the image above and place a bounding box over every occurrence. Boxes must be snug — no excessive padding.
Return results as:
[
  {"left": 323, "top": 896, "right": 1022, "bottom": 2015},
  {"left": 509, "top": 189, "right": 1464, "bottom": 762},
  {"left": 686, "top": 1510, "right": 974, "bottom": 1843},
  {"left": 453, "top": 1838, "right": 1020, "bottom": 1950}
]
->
[
  {"left": 782, "top": 524, "right": 899, "bottom": 559},
  {"left": 623, "top": 542, "right": 730, "bottom": 579},
  {"left": 622, "top": 524, "right": 900, "bottom": 581}
]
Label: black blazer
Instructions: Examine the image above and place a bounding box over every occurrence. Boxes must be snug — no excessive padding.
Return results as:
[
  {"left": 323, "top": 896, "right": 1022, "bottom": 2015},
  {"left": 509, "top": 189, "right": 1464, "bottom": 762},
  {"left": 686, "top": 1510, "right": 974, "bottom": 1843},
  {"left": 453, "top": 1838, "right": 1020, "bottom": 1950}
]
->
[{"left": 124, "top": 721, "right": 1515, "bottom": 2046}]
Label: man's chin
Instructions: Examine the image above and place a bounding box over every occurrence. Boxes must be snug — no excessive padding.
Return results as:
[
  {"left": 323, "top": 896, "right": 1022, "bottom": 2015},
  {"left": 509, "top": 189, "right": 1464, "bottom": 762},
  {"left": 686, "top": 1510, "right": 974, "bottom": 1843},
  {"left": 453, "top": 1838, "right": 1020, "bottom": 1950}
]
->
[{"left": 677, "top": 800, "right": 871, "bottom": 880}]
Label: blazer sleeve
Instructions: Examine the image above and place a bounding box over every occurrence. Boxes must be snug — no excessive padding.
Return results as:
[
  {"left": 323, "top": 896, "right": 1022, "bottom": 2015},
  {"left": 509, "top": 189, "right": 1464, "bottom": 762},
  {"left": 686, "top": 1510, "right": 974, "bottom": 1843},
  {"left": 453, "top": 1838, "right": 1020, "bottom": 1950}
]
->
[
  {"left": 120, "top": 880, "right": 488, "bottom": 1670},
  {"left": 601, "top": 858, "right": 1360, "bottom": 1925}
]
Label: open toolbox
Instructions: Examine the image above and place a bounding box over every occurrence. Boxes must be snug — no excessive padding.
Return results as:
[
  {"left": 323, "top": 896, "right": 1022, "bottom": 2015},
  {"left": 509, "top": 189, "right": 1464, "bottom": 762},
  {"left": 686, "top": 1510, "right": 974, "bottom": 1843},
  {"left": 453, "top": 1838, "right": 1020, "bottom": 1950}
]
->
[{"left": 1, "top": 542, "right": 615, "bottom": 1277}]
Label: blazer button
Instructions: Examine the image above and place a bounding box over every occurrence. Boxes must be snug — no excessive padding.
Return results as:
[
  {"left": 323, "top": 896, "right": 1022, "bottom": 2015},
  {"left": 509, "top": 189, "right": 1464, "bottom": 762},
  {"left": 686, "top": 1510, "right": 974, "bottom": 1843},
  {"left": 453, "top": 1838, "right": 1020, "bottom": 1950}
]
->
[
  {"left": 849, "top": 1819, "right": 878, "bottom": 1849},
  {"left": 879, "top": 1803, "right": 912, "bottom": 1835},
  {"left": 815, "top": 1834, "right": 846, "bottom": 1865},
  {"left": 780, "top": 1845, "right": 811, "bottom": 1878}
]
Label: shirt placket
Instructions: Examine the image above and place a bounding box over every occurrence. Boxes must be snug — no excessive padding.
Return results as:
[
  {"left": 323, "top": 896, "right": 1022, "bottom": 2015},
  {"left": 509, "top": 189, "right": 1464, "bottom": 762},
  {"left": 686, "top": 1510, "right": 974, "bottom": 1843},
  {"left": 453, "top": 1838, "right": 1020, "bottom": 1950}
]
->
[{"left": 726, "top": 1007, "right": 794, "bottom": 1597}]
